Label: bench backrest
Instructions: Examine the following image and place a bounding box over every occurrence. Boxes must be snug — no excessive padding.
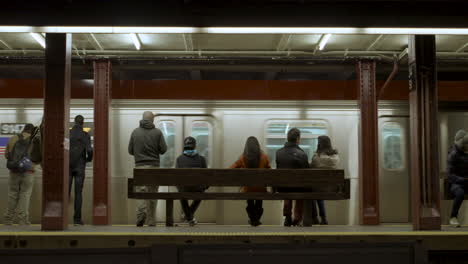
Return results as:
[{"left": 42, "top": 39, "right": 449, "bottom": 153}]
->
[{"left": 133, "top": 168, "right": 345, "bottom": 187}]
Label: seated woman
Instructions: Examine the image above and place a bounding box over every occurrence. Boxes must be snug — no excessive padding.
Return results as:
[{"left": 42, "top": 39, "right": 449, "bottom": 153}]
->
[
  {"left": 309, "top": 135, "right": 339, "bottom": 225},
  {"left": 176, "top": 136, "right": 208, "bottom": 226},
  {"left": 230, "top": 136, "right": 271, "bottom": 227},
  {"left": 447, "top": 130, "right": 468, "bottom": 227}
]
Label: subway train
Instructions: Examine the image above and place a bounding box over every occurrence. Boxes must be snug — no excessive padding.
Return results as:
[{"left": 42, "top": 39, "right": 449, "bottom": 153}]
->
[{"left": 0, "top": 98, "right": 466, "bottom": 226}]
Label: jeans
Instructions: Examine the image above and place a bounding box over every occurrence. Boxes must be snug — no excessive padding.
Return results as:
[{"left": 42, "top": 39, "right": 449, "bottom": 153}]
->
[
  {"left": 450, "top": 183, "right": 465, "bottom": 218},
  {"left": 311, "top": 200, "right": 326, "bottom": 218},
  {"left": 69, "top": 166, "right": 85, "bottom": 223},
  {"left": 4, "top": 171, "right": 35, "bottom": 224}
]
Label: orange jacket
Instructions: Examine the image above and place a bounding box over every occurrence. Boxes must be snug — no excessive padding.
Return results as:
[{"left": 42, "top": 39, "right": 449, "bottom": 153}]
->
[{"left": 229, "top": 153, "right": 271, "bottom": 193}]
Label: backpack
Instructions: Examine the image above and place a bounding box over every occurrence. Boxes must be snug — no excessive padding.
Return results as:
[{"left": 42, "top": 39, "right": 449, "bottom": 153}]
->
[
  {"left": 6, "top": 134, "right": 33, "bottom": 173},
  {"left": 69, "top": 128, "right": 87, "bottom": 167}
]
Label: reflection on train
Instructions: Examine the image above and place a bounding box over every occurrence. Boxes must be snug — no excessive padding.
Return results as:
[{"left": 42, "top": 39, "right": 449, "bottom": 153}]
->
[{"left": 0, "top": 99, "right": 466, "bottom": 226}]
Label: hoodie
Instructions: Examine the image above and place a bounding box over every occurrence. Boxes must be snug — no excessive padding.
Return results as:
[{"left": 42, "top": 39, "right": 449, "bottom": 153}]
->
[
  {"left": 128, "top": 120, "right": 167, "bottom": 166},
  {"left": 447, "top": 133, "right": 468, "bottom": 185},
  {"left": 175, "top": 150, "right": 208, "bottom": 192}
]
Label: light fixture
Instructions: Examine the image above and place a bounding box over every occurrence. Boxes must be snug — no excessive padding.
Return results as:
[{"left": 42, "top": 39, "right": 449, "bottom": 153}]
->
[
  {"left": 130, "top": 33, "right": 141, "bottom": 50},
  {"left": 318, "top": 34, "right": 332, "bottom": 51},
  {"left": 0, "top": 26, "right": 466, "bottom": 35},
  {"left": 29, "top": 32, "right": 45, "bottom": 48}
]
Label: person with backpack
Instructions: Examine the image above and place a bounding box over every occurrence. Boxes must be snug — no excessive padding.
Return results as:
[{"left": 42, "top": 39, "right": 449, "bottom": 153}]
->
[
  {"left": 69, "top": 115, "right": 93, "bottom": 225},
  {"left": 176, "top": 137, "right": 208, "bottom": 226},
  {"left": 3, "top": 123, "right": 39, "bottom": 225},
  {"left": 129, "top": 111, "right": 167, "bottom": 227},
  {"left": 230, "top": 136, "right": 271, "bottom": 227}
]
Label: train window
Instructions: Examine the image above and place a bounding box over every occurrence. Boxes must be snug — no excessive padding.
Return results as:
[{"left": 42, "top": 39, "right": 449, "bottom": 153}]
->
[
  {"left": 191, "top": 121, "right": 212, "bottom": 168},
  {"left": 382, "top": 122, "right": 404, "bottom": 170},
  {"left": 157, "top": 121, "right": 176, "bottom": 168},
  {"left": 266, "top": 121, "right": 328, "bottom": 168}
]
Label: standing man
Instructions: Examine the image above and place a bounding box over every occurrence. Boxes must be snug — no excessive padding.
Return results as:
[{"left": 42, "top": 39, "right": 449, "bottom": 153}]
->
[
  {"left": 69, "top": 115, "right": 93, "bottom": 225},
  {"left": 4, "top": 123, "right": 40, "bottom": 225},
  {"left": 129, "top": 111, "right": 167, "bottom": 227},
  {"left": 275, "top": 128, "right": 310, "bottom": 226}
]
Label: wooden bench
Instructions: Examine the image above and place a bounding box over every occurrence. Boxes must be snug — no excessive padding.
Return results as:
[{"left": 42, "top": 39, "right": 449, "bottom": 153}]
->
[{"left": 127, "top": 168, "right": 350, "bottom": 226}]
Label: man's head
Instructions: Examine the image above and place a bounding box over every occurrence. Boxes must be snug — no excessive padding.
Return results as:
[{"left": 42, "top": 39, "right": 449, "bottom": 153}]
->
[
  {"left": 287, "top": 128, "right": 301, "bottom": 144},
  {"left": 74, "top": 115, "right": 84, "bottom": 125},
  {"left": 142, "top": 111, "right": 155, "bottom": 123},
  {"left": 455, "top": 129, "right": 468, "bottom": 150},
  {"left": 22, "top": 123, "right": 34, "bottom": 134}
]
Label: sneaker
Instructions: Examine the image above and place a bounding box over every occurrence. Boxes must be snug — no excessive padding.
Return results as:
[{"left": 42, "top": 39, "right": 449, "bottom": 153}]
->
[
  {"left": 284, "top": 215, "right": 292, "bottom": 227},
  {"left": 450, "top": 217, "right": 461, "bottom": 227},
  {"left": 73, "top": 220, "right": 84, "bottom": 226},
  {"left": 320, "top": 217, "right": 328, "bottom": 225},
  {"left": 292, "top": 219, "right": 301, "bottom": 227},
  {"left": 188, "top": 218, "right": 198, "bottom": 227}
]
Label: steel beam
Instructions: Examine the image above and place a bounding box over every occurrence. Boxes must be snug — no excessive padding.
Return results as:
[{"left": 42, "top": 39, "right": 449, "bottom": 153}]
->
[
  {"left": 357, "top": 60, "right": 379, "bottom": 225},
  {"left": 42, "top": 33, "right": 72, "bottom": 230},
  {"left": 0, "top": 38, "right": 12, "bottom": 50},
  {"left": 182, "top": 34, "right": 194, "bottom": 51},
  {"left": 88, "top": 34, "right": 104, "bottom": 51},
  {"left": 408, "top": 35, "right": 441, "bottom": 231},
  {"left": 366, "top": 34, "right": 385, "bottom": 51},
  {"left": 93, "top": 60, "right": 112, "bottom": 225},
  {"left": 456, "top": 42, "right": 468, "bottom": 53},
  {"left": 276, "top": 34, "right": 292, "bottom": 51}
]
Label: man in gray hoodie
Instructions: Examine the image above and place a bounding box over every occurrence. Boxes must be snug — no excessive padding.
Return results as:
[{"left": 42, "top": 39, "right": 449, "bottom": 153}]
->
[{"left": 129, "top": 111, "right": 167, "bottom": 227}]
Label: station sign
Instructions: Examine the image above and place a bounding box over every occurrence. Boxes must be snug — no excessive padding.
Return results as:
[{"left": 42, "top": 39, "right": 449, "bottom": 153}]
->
[{"left": 1, "top": 123, "right": 27, "bottom": 135}]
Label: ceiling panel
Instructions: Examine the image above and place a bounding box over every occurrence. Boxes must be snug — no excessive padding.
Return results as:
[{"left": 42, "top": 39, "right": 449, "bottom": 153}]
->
[
  {"left": 0, "top": 33, "right": 43, "bottom": 50},
  {"left": 194, "top": 34, "right": 280, "bottom": 51}
]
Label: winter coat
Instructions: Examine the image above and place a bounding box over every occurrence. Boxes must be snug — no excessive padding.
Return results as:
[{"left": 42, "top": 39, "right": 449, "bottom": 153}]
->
[
  {"left": 275, "top": 142, "right": 309, "bottom": 169},
  {"left": 176, "top": 151, "right": 208, "bottom": 192},
  {"left": 5, "top": 131, "right": 40, "bottom": 173},
  {"left": 69, "top": 124, "right": 93, "bottom": 169},
  {"left": 447, "top": 145, "right": 468, "bottom": 185},
  {"left": 275, "top": 142, "right": 309, "bottom": 192},
  {"left": 230, "top": 153, "right": 271, "bottom": 193},
  {"left": 128, "top": 120, "right": 167, "bottom": 167},
  {"left": 310, "top": 153, "right": 339, "bottom": 169}
]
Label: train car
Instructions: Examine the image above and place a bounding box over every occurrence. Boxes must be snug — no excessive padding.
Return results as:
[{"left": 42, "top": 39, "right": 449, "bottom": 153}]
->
[{"left": 0, "top": 98, "right": 465, "bottom": 226}]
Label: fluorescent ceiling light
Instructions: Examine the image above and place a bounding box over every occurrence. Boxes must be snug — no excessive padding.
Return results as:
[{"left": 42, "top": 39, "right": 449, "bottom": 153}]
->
[
  {"left": 0, "top": 26, "right": 467, "bottom": 35},
  {"left": 130, "top": 33, "right": 141, "bottom": 50},
  {"left": 318, "top": 34, "right": 332, "bottom": 50},
  {"left": 30, "top": 32, "right": 45, "bottom": 48}
]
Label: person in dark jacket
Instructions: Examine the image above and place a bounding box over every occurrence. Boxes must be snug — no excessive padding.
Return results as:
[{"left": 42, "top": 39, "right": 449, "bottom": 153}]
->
[
  {"left": 176, "top": 136, "right": 207, "bottom": 226},
  {"left": 129, "top": 111, "right": 167, "bottom": 227},
  {"left": 230, "top": 136, "right": 271, "bottom": 227},
  {"left": 69, "top": 115, "right": 93, "bottom": 225},
  {"left": 447, "top": 130, "right": 468, "bottom": 227},
  {"left": 276, "top": 128, "right": 310, "bottom": 226}
]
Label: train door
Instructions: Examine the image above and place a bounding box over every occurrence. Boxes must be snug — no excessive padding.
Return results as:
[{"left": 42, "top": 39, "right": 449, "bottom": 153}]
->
[
  {"left": 378, "top": 117, "right": 411, "bottom": 223},
  {"left": 155, "top": 115, "right": 216, "bottom": 223}
]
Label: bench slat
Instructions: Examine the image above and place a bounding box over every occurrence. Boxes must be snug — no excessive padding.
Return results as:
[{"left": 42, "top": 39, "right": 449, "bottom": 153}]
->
[{"left": 134, "top": 168, "right": 345, "bottom": 187}]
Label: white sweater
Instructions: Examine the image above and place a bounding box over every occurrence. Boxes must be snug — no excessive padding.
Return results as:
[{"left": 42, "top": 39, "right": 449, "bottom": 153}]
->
[{"left": 310, "top": 153, "right": 339, "bottom": 169}]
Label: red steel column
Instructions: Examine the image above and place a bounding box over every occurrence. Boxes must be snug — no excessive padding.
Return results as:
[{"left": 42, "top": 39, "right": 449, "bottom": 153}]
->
[
  {"left": 357, "top": 60, "right": 380, "bottom": 225},
  {"left": 42, "top": 33, "right": 72, "bottom": 230},
  {"left": 408, "top": 35, "right": 441, "bottom": 230},
  {"left": 93, "top": 60, "right": 112, "bottom": 225}
]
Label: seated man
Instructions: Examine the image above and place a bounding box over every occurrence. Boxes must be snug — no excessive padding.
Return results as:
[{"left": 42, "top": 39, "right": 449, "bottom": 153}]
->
[
  {"left": 275, "top": 128, "right": 310, "bottom": 226},
  {"left": 176, "top": 137, "right": 208, "bottom": 226},
  {"left": 448, "top": 130, "right": 468, "bottom": 227}
]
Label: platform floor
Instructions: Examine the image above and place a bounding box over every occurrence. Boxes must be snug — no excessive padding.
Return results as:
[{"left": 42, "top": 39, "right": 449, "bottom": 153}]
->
[{"left": 2, "top": 224, "right": 468, "bottom": 250}]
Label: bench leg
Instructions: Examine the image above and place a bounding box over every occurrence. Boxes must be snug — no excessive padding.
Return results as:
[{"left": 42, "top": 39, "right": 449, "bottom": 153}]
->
[{"left": 166, "top": 199, "right": 174, "bottom": 227}]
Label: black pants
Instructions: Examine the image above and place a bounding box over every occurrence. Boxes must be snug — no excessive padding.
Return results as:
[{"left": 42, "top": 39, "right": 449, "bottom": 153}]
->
[
  {"left": 246, "top": 200, "right": 263, "bottom": 222},
  {"left": 180, "top": 199, "right": 201, "bottom": 221},
  {"left": 450, "top": 184, "right": 465, "bottom": 218},
  {"left": 69, "top": 166, "right": 85, "bottom": 222},
  {"left": 311, "top": 200, "right": 326, "bottom": 218}
]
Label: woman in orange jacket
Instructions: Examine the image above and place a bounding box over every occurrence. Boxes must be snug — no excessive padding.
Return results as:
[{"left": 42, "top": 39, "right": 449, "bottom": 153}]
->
[{"left": 230, "top": 136, "right": 271, "bottom": 226}]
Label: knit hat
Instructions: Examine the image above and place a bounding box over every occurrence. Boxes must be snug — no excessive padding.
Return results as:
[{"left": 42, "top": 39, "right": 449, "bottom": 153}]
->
[
  {"left": 183, "top": 136, "right": 196, "bottom": 150},
  {"left": 455, "top": 129, "right": 467, "bottom": 148}
]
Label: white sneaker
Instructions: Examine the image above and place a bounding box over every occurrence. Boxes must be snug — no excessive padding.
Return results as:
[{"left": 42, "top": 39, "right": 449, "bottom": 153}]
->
[{"left": 450, "top": 217, "right": 461, "bottom": 227}]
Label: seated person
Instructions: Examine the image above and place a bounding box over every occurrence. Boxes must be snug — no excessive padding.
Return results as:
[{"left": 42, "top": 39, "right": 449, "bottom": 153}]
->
[
  {"left": 309, "top": 135, "right": 339, "bottom": 225},
  {"left": 448, "top": 130, "right": 468, "bottom": 227},
  {"left": 176, "top": 136, "right": 208, "bottom": 226},
  {"left": 230, "top": 136, "right": 271, "bottom": 227}
]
